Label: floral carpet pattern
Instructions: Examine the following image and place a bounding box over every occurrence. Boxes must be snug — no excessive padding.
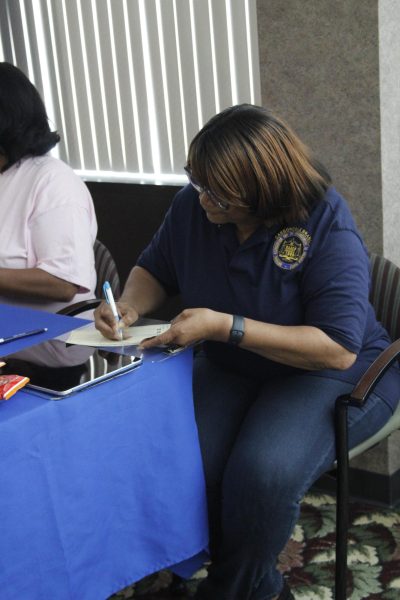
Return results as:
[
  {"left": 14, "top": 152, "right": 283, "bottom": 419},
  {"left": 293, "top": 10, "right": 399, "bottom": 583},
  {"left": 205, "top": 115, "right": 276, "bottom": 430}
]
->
[{"left": 110, "top": 493, "right": 400, "bottom": 599}]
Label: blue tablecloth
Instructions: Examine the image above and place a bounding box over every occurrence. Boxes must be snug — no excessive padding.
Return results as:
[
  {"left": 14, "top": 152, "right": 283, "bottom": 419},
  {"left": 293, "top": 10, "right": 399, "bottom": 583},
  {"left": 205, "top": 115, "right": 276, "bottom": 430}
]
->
[
  {"left": 0, "top": 309, "right": 209, "bottom": 599},
  {"left": 0, "top": 303, "right": 89, "bottom": 356}
]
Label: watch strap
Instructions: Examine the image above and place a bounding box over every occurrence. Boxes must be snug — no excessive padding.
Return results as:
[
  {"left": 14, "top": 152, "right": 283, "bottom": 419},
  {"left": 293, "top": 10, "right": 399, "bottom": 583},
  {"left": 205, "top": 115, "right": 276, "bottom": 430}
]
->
[{"left": 229, "top": 315, "right": 245, "bottom": 345}]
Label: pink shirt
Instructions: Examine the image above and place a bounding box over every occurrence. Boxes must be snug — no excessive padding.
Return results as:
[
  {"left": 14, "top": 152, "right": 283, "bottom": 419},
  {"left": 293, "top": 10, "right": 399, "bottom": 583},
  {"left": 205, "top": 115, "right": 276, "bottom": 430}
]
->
[{"left": 0, "top": 155, "right": 97, "bottom": 313}]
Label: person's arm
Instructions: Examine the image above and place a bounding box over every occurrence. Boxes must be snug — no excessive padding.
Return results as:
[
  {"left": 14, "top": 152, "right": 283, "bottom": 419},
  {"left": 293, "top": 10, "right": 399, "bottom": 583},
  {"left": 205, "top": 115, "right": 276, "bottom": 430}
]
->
[
  {"left": 239, "top": 319, "right": 356, "bottom": 369},
  {"left": 120, "top": 265, "right": 168, "bottom": 315},
  {"left": 94, "top": 266, "right": 168, "bottom": 340},
  {"left": 0, "top": 267, "right": 78, "bottom": 301},
  {"left": 8, "top": 161, "right": 97, "bottom": 305},
  {"left": 138, "top": 307, "right": 356, "bottom": 370}
]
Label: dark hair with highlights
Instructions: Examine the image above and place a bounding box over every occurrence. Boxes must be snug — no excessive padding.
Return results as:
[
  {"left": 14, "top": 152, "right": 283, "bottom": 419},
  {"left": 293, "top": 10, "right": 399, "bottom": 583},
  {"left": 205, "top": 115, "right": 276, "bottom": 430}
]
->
[
  {"left": 0, "top": 62, "right": 60, "bottom": 172},
  {"left": 187, "top": 104, "right": 331, "bottom": 225}
]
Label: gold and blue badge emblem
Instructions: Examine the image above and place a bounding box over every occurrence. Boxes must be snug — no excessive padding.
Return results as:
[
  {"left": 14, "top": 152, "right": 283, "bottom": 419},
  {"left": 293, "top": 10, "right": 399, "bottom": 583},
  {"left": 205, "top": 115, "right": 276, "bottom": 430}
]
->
[{"left": 273, "top": 227, "right": 311, "bottom": 270}]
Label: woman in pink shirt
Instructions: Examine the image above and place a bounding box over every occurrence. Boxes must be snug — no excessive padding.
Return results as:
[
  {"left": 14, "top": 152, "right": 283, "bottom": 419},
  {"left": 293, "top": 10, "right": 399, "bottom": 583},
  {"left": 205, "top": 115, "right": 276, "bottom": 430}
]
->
[{"left": 0, "top": 62, "right": 97, "bottom": 313}]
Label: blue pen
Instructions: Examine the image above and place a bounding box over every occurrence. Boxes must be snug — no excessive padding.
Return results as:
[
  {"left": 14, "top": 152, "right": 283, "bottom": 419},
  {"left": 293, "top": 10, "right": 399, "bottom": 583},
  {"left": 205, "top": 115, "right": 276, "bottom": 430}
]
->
[
  {"left": 103, "top": 281, "right": 123, "bottom": 341},
  {"left": 0, "top": 327, "right": 48, "bottom": 344}
]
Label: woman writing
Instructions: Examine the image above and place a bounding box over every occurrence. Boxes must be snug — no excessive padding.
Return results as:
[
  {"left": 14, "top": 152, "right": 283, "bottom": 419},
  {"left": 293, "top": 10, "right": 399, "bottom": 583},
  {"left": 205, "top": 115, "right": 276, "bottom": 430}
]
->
[{"left": 95, "top": 104, "right": 400, "bottom": 600}]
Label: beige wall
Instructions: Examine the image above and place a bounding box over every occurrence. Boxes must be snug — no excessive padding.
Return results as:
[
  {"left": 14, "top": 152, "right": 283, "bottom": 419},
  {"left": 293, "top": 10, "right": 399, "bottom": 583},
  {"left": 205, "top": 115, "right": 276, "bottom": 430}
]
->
[
  {"left": 256, "top": 0, "right": 382, "bottom": 254},
  {"left": 379, "top": 0, "right": 400, "bottom": 267}
]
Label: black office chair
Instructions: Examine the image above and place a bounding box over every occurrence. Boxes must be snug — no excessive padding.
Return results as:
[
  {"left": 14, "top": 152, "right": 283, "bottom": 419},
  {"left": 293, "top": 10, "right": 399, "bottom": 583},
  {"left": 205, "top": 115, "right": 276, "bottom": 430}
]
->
[
  {"left": 57, "top": 239, "right": 121, "bottom": 317},
  {"left": 334, "top": 253, "right": 400, "bottom": 599},
  {"left": 93, "top": 238, "right": 121, "bottom": 300}
]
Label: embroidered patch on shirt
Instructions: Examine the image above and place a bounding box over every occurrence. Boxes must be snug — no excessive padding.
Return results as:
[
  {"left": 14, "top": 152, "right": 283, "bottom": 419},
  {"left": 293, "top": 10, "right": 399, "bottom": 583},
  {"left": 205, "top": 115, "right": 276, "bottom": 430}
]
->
[{"left": 273, "top": 227, "right": 312, "bottom": 270}]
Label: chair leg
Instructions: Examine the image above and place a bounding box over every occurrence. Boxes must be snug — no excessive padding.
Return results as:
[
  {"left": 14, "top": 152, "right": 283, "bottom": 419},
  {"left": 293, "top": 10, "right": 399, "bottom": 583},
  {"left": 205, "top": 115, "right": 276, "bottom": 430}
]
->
[{"left": 335, "top": 396, "right": 351, "bottom": 600}]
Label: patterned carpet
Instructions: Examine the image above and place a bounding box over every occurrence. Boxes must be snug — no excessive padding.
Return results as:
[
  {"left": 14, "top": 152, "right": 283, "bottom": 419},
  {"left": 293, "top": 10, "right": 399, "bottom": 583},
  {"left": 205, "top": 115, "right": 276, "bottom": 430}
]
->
[{"left": 110, "top": 493, "right": 400, "bottom": 599}]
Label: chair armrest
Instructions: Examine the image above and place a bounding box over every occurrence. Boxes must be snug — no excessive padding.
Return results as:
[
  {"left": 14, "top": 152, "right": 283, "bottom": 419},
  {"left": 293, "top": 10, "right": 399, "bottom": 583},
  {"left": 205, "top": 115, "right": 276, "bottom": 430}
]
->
[
  {"left": 344, "top": 338, "right": 400, "bottom": 407},
  {"left": 57, "top": 299, "right": 102, "bottom": 316}
]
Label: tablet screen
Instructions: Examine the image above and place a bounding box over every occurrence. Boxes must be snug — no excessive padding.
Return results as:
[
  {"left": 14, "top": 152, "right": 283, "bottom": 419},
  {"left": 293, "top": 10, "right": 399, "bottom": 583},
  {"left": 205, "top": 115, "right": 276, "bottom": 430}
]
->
[{"left": 0, "top": 340, "right": 142, "bottom": 397}]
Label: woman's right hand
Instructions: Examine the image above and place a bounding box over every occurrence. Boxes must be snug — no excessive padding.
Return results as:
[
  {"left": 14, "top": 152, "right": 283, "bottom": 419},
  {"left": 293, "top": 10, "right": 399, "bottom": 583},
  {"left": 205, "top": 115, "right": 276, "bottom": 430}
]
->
[{"left": 94, "top": 301, "right": 139, "bottom": 340}]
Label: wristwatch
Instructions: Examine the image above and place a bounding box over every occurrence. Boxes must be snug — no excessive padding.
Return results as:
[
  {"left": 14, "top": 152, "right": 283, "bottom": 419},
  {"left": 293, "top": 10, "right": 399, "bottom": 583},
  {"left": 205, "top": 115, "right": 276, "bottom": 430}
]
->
[{"left": 229, "top": 315, "right": 245, "bottom": 345}]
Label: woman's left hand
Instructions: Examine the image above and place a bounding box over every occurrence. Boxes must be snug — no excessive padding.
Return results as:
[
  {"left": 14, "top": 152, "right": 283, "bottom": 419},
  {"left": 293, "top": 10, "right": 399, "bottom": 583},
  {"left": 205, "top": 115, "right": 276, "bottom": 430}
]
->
[{"left": 138, "top": 308, "right": 231, "bottom": 349}]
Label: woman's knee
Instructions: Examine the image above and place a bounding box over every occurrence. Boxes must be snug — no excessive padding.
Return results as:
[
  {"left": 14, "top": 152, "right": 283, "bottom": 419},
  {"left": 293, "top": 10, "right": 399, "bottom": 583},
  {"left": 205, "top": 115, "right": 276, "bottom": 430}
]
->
[{"left": 223, "top": 445, "right": 307, "bottom": 509}]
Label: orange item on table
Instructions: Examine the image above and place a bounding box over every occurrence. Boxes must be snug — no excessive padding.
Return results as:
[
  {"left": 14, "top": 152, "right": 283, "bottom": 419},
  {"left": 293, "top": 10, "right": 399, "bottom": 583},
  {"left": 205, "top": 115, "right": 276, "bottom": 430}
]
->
[{"left": 0, "top": 374, "right": 30, "bottom": 400}]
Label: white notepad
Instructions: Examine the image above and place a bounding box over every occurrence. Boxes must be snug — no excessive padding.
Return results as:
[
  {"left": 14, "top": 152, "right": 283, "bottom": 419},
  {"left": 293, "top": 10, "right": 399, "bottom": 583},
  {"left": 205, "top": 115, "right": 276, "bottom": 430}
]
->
[{"left": 66, "top": 322, "right": 171, "bottom": 347}]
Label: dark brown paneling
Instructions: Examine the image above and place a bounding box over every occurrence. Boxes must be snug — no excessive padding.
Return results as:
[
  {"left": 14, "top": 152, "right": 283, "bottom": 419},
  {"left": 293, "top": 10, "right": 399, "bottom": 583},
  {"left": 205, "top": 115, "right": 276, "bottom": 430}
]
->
[
  {"left": 86, "top": 181, "right": 183, "bottom": 319},
  {"left": 86, "top": 181, "right": 180, "bottom": 286}
]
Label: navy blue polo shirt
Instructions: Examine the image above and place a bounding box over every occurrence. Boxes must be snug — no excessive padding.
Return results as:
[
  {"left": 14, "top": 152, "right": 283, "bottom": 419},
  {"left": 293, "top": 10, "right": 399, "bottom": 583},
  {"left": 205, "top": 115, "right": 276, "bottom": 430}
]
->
[{"left": 137, "top": 185, "right": 400, "bottom": 410}]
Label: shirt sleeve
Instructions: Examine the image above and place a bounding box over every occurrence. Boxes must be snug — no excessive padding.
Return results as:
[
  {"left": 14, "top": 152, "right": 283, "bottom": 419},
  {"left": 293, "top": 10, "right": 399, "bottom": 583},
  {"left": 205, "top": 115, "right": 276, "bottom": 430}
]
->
[
  {"left": 301, "top": 228, "right": 370, "bottom": 353},
  {"left": 28, "top": 167, "right": 97, "bottom": 293},
  {"left": 136, "top": 201, "right": 180, "bottom": 296}
]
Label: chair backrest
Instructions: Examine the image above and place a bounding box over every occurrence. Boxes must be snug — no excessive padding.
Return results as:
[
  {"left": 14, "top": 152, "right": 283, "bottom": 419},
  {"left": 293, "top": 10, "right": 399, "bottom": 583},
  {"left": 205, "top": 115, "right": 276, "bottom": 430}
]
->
[
  {"left": 94, "top": 239, "right": 121, "bottom": 300},
  {"left": 369, "top": 253, "right": 400, "bottom": 342}
]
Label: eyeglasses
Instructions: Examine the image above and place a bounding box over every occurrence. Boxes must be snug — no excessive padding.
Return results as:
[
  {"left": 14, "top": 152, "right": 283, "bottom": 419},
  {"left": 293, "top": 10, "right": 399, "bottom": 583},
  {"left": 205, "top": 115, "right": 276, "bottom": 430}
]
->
[{"left": 184, "top": 166, "right": 230, "bottom": 211}]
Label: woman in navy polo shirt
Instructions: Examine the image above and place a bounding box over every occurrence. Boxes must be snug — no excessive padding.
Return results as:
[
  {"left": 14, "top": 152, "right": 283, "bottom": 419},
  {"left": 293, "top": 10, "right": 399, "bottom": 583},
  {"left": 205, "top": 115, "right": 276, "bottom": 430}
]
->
[{"left": 94, "top": 105, "right": 400, "bottom": 600}]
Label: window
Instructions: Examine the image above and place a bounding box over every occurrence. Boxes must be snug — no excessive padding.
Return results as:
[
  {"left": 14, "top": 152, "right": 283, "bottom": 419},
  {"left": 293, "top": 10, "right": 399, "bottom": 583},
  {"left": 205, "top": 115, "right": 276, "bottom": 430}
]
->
[{"left": 0, "top": 0, "right": 261, "bottom": 185}]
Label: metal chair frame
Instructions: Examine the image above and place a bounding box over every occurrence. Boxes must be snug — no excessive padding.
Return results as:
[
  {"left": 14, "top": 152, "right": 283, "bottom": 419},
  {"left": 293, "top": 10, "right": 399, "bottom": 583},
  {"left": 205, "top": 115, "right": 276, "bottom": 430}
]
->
[{"left": 333, "top": 253, "right": 400, "bottom": 599}]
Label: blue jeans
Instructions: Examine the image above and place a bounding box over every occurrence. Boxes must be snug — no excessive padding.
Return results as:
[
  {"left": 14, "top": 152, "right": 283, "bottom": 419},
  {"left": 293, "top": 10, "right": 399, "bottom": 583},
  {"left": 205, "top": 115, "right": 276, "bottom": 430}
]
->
[{"left": 192, "top": 353, "right": 393, "bottom": 600}]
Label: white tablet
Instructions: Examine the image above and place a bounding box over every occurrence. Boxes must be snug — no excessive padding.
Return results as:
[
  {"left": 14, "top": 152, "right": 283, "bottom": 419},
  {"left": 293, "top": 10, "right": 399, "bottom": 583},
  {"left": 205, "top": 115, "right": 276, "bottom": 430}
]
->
[{"left": 0, "top": 340, "right": 142, "bottom": 397}]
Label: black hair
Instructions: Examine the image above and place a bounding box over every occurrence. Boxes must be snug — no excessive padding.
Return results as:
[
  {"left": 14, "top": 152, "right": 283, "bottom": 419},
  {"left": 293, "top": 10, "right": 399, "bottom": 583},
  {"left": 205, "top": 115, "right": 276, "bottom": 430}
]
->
[{"left": 0, "top": 62, "right": 60, "bottom": 172}]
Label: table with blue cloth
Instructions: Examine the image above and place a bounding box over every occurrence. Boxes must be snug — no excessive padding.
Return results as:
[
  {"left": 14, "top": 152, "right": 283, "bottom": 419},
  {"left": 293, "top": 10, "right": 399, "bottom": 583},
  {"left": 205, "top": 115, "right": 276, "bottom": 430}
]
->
[{"left": 0, "top": 304, "right": 209, "bottom": 599}]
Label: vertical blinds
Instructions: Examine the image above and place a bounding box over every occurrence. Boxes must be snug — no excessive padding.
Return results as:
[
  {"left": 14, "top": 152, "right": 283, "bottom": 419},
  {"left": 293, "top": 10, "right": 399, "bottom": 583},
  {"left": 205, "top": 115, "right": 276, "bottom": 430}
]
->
[{"left": 0, "top": 0, "right": 261, "bottom": 185}]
